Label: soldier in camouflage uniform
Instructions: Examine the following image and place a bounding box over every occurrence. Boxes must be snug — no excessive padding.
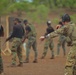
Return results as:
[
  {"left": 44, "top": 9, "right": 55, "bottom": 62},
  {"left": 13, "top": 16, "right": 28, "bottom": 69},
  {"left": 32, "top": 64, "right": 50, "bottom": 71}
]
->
[
  {"left": 6, "top": 18, "right": 25, "bottom": 67},
  {"left": 56, "top": 21, "right": 66, "bottom": 56},
  {"left": 23, "top": 20, "right": 38, "bottom": 63},
  {"left": 0, "top": 25, "right": 4, "bottom": 75},
  {"left": 41, "top": 21, "right": 54, "bottom": 59},
  {"left": 40, "top": 14, "right": 76, "bottom": 75}
]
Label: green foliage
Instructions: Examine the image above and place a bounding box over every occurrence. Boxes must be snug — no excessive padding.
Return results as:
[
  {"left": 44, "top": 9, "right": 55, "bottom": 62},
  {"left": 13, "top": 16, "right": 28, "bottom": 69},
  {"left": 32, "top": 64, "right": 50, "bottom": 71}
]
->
[
  {"left": 33, "top": 0, "right": 76, "bottom": 9},
  {"left": 0, "top": 0, "right": 76, "bottom": 24},
  {"left": 7, "top": 2, "right": 30, "bottom": 13},
  {"left": 36, "top": 5, "right": 49, "bottom": 22},
  {"left": 52, "top": 18, "right": 59, "bottom": 24},
  {"left": 26, "top": 4, "right": 49, "bottom": 24},
  {"left": 0, "top": 0, "right": 11, "bottom": 15},
  {"left": 70, "top": 14, "right": 76, "bottom": 23}
]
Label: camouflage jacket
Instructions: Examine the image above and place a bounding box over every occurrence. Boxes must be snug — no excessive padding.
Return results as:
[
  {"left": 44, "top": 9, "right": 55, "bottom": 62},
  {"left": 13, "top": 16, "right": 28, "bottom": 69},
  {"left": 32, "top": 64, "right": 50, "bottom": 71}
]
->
[
  {"left": 25, "top": 24, "right": 37, "bottom": 39},
  {"left": 48, "top": 23, "right": 76, "bottom": 45}
]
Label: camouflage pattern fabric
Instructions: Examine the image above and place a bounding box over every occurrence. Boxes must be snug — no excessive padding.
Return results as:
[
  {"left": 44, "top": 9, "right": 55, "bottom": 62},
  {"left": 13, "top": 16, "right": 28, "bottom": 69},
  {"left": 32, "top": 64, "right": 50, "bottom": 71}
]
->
[
  {"left": 11, "top": 37, "right": 22, "bottom": 65},
  {"left": 25, "top": 24, "right": 38, "bottom": 60},
  {"left": 65, "top": 44, "right": 76, "bottom": 75},
  {"left": 0, "top": 38, "right": 3, "bottom": 73},
  {"left": 48, "top": 23, "right": 76, "bottom": 75},
  {"left": 57, "top": 35, "right": 66, "bottom": 56},
  {"left": 42, "top": 37, "right": 54, "bottom": 58},
  {"left": 26, "top": 37, "right": 37, "bottom": 60}
]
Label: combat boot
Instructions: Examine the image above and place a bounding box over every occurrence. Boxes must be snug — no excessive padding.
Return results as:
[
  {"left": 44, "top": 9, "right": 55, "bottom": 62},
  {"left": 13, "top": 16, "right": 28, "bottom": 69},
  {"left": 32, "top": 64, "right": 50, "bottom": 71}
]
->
[
  {"left": 50, "top": 55, "right": 54, "bottom": 59},
  {"left": 17, "top": 62, "right": 23, "bottom": 67},
  {"left": 63, "top": 52, "right": 66, "bottom": 57},
  {"left": 0, "top": 71, "right": 4, "bottom": 75},
  {"left": 33, "top": 59, "right": 37, "bottom": 63},
  {"left": 24, "top": 59, "right": 29, "bottom": 63},
  {"left": 7, "top": 63, "right": 16, "bottom": 67},
  {"left": 41, "top": 56, "right": 45, "bottom": 59},
  {"left": 0, "top": 72, "right": 5, "bottom": 75}
]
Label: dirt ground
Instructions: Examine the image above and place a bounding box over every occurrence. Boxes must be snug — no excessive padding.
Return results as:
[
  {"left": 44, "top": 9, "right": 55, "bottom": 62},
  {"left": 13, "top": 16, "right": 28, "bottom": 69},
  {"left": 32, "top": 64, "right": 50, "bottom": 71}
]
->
[{"left": 2, "top": 24, "right": 71, "bottom": 75}]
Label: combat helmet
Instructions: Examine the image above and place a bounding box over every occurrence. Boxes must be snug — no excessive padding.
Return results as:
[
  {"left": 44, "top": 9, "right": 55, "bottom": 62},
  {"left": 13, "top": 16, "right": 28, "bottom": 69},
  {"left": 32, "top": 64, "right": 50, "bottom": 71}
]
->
[{"left": 62, "top": 14, "right": 71, "bottom": 22}]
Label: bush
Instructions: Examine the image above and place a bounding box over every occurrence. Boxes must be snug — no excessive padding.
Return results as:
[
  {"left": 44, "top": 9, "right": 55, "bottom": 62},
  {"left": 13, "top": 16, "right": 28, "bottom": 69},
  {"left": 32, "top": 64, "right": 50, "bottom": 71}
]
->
[
  {"left": 71, "top": 14, "right": 76, "bottom": 23},
  {"left": 52, "top": 18, "right": 59, "bottom": 24},
  {"left": 26, "top": 4, "right": 49, "bottom": 24}
]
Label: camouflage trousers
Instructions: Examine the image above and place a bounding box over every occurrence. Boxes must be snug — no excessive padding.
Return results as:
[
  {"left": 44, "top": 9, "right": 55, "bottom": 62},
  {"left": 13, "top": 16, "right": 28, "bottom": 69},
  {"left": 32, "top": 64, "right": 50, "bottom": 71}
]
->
[
  {"left": 0, "top": 38, "right": 3, "bottom": 73},
  {"left": 0, "top": 49, "right": 3, "bottom": 74},
  {"left": 64, "top": 44, "right": 76, "bottom": 75},
  {"left": 57, "top": 35, "right": 66, "bottom": 56},
  {"left": 11, "top": 37, "right": 22, "bottom": 65},
  {"left": 42, "top": 38, "right": 54, "bottom": 57},
  {"left": 26, "top": 37, "right": 38, "bottom": 60}
]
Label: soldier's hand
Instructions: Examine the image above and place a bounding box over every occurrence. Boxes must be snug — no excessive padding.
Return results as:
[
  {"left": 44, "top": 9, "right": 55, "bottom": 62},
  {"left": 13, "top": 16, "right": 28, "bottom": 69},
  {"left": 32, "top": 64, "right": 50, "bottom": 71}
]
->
[
  {"left": 6, "top": 39, "right": 8, "bottom": 42},
  {"left": 40, "top": 36, "right": 45, "bottom": 41},
  {"left": 56, "top": 25, "right": 61, "bottom": 29},
  {"left": 22, "top": 39, "right": 25, "bottom": 43}
]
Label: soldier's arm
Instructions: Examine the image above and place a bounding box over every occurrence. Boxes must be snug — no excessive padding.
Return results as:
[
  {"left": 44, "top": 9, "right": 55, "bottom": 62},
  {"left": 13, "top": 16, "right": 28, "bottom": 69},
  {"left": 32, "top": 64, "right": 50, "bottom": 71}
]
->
[
  {"left": 22, "top": 34, "right": 27, "bottom": 43},
  {"left": 6, "top": 25, "right": 17, "bottom": 42},
  {"left": 46, "top": 26, "right": 66, "bottom": 38},
  {"left": 22, "top": 26, "right": 32, "bottom": 43},
  {"left": 22, "top": 31, "right": 29, "bottom": 43},
  {"left": 40, "top": 27, "right": 55, "bottom": 41}
]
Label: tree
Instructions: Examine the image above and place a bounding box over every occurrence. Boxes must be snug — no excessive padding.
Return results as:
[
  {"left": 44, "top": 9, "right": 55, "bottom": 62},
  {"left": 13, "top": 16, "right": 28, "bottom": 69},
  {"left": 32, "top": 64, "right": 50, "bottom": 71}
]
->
[
  {"left": 26, "top": 4, "right": 49, "bottom": 24},
  {"left": 32, "top": 0, "right": 76, "bottom": 9},
  {"left": 0, "top": 0, "right": 12, "bottom": 24},
  {"left": 7, "top": 1, "right": 31, "bottom": 17}
]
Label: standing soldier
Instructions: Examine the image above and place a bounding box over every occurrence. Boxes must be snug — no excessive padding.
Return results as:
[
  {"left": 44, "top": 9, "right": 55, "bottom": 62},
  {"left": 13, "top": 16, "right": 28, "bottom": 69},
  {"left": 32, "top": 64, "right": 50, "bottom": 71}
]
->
[
  {"left": 23, "top": 20, "right": 38, "bottom": 63},
  {"left": 0, "top": 25, "right": 4, "bottom": 75},
  {"left": 56, "top": 21, "right": 66, "bottom": 56},
  {"left": 40, "top": 14, "right": 76, "bottom": 75},
  {"left": 6, "top": 18, "right": 25, "bottom": 67},
  {"left": 41, "top": 21, "right": 54, "bottom": 59}
]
